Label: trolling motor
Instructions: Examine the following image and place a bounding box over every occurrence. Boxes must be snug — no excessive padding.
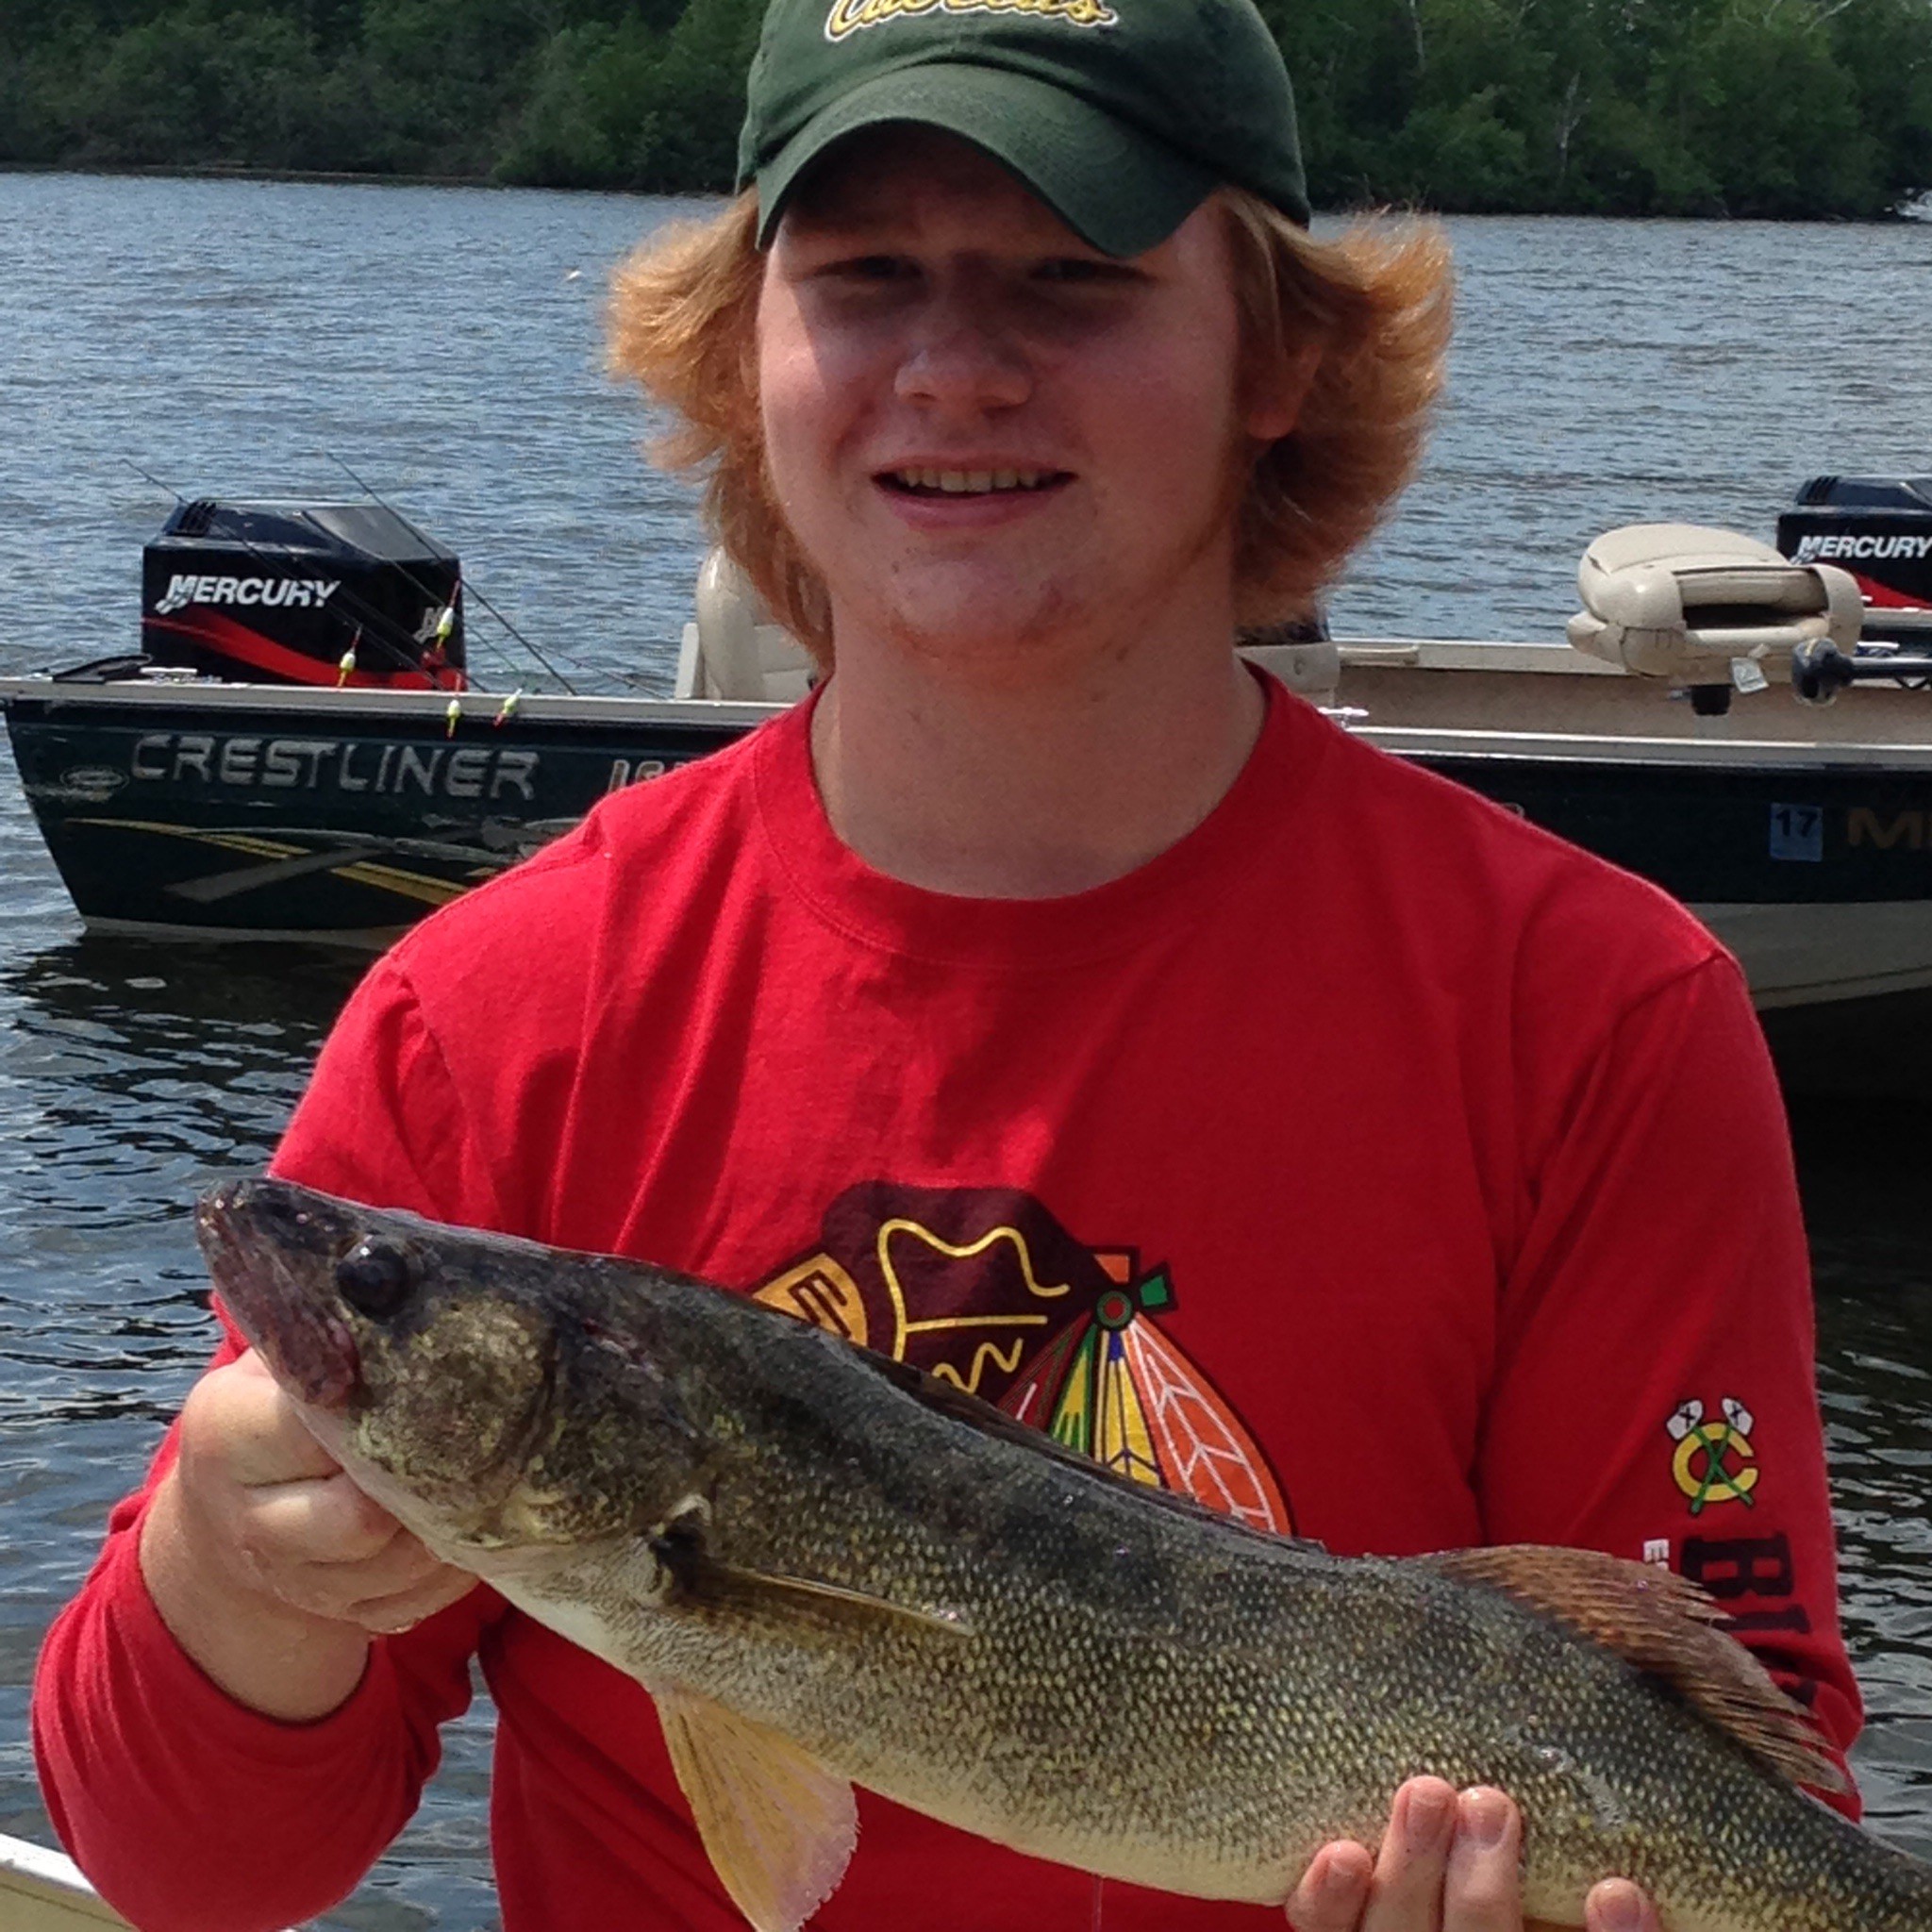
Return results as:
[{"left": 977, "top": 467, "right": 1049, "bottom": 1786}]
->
[
  {"left": 140, "top": 498, "right": 467, "bottom": 690},
  {"left": 1791, "top": 640, "right": 1932, "bottom": 704}
]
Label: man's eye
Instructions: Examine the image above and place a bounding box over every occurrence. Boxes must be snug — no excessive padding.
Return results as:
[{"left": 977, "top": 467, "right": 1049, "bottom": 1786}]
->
[
  {"left": 1034, "top": 257, "right": 1127, "bottom": 285},
  {"left": 822, "top": 254, "right": 913, "bottom": 282}
]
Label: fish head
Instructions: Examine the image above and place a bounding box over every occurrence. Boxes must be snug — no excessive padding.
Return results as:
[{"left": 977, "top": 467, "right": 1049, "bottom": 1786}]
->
[{"left": 196, "top": 1176, "right": 709, "bottom": 1560}]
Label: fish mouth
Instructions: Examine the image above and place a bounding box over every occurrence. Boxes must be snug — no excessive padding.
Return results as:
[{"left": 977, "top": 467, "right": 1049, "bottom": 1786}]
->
[{"left": 197, "top": 1177, "right": 361, "bottom": 1411}]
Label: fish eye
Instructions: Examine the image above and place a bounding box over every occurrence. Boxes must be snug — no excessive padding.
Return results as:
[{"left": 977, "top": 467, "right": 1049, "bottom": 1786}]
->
[{"left": 334, "top": 1240, "right": 417, "bottom": 1320}]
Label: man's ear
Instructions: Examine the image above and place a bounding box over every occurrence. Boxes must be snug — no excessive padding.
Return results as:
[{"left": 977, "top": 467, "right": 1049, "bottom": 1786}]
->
[{"left": 1244, "top": 341, "right": 1322, "bottom": 444}]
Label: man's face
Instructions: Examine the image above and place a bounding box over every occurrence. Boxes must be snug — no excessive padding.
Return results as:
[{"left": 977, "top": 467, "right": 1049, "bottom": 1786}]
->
[{"left": 758, "top": 128, "right": 1295, "bottom": 685}]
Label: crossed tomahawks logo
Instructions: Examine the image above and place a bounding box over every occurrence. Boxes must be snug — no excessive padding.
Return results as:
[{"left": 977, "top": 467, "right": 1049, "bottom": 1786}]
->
[{"left": 1666, "top": 1396, "right": 1758, "bottom": 1516}]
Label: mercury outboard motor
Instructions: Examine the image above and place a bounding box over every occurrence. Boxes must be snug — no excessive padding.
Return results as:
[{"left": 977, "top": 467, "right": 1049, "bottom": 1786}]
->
[
  {"left": 141, "top": 498, "right": 466, "bottom": 689},
  {"left": 1776, "top": 476, "right": 1932, "bottom": 646}
]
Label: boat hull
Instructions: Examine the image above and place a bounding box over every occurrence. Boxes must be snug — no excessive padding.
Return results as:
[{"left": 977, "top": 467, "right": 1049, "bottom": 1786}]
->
[
  {"left": 0, "top": 681, "right": 758, "bottom": 945},
  {"left": 6, "top": 676, "right": 1932, "bottom": 1095}
]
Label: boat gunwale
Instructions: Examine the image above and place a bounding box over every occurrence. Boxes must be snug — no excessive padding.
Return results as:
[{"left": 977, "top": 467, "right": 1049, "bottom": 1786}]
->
[
  {"left": 8, "top": 674, "right": 1932, "bottom": 772},
  {"left": 0, "top": 675, "right": 775, "bottom": 730},
  {"left": 0, "top": 1830, "right": 131, "bottom": 1927}
]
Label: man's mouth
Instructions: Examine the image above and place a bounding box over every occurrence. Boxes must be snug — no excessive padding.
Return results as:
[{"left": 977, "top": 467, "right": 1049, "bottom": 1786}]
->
[{"left": 878, "top": 468, "right": 1071, "bottom": 497}]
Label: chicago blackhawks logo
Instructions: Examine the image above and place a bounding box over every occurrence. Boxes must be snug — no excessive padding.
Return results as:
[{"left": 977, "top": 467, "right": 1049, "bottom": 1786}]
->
[
  {"left": 1666, "top": 1396, "right": 1759, "bottom": 1515},
  {"left": 756, "top": 1183, "right": 1291, "bottom": 1534}
]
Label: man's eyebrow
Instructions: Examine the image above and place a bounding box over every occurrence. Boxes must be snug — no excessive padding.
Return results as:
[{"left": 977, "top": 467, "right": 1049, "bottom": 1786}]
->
[{"left": 779, "top": 194, "right": 906, "bottom": 241}]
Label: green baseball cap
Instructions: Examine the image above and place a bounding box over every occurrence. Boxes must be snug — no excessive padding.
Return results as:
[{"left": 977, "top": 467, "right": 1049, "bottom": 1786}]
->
[{"left": 738, "top": 0, "right": 1309, "bottom": 259}]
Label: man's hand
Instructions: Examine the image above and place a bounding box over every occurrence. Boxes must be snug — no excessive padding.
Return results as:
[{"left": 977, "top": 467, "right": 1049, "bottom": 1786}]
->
[
  {"left": 140, "top": 1349, "right": 475, "bottom": 1719},
  {"left": 1286, "top": 1778, "right": 1661, "bottom": 1932}
]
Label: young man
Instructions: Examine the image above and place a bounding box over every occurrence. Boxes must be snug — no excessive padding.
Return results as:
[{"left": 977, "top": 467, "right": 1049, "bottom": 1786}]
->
[{"left": 35, "top": 0, "right": 1858, "bottom": 1927}]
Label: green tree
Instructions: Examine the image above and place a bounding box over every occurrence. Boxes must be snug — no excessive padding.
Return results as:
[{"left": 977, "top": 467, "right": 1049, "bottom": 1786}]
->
[
  {"left": 1674, "top": 0, "right": 1878, "bottom": 215},
  {"left": 68, "top": 8, "right": 329, "bottom": 168},
  {"left": 498, "top": 17, "right": 666, "bottom": 186},
  {"left": 0, "top": 0, "right": 1925, "bottom": 211},
  {"left": 358, "top": 0, "right": 552, "bottom": 171},
  {"left": 1827, "top": 0, "right": 1932, "bottom": 209},
  {"left": 629, "top": 0, "right": 762, "bottom": 189}
]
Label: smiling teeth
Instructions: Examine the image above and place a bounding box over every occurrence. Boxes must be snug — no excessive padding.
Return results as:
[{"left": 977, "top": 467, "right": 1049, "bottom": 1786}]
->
[{"left": 894, "top": 469, "right": 1056, "bottom": 493}]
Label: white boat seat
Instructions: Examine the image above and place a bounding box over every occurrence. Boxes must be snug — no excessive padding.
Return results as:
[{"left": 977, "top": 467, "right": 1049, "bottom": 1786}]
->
[
  {"left": 676, "top": 551, "right": 815, "bottom": 703},
  {"left": 1568, "top": 523, "right": 1863, "bottom": 684}
]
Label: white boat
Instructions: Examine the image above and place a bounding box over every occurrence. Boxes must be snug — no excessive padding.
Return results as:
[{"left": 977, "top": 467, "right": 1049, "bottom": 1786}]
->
[{"left": 0, "top": 1831, "right": 132, "bottom": 1929}]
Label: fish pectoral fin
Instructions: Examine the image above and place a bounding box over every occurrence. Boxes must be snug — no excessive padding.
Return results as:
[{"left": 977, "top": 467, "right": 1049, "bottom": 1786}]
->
[
  {"left": 657, "top": 1687, "right": 858, "bottom": 1932},
  {"left": 1425, "top": 1544, "right": 1849, "bottom": 1796},
  {"left": 699, "top": 1559, "right": 977, "bottom": 1641},
  {"left": 650, "top": 1507, "right": 972, "bottom": 1640}
]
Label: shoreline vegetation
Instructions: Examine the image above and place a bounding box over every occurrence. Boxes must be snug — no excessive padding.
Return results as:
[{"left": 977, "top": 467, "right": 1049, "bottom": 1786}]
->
[{"left": 3, "top": 1, "right": 1930, "bottom": 219}]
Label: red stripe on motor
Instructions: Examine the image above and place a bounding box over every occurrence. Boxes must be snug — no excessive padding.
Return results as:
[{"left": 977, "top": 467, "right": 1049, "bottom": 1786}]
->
[
  {"left": 142, "top": 611, "right": 466, "bottom": 691},
  {"left": 1852, "top": 573, "right": 1932, "bottom": 613}
]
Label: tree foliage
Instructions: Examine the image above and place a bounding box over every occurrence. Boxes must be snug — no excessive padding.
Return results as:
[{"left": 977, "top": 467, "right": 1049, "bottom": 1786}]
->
[{"left": 0, "top": 0, "right": 1927, "bottom": 214}]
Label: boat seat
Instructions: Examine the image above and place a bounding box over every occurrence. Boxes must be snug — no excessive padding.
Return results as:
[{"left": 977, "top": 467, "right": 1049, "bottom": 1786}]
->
[
  {"left": 676, "top": 552, "right": 815, "bottom": 703},
  {"left": 1568, "top": 523, "right": 1863, "bottom": 684}
]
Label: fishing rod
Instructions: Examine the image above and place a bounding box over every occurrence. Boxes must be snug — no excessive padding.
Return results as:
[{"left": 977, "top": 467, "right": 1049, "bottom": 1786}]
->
[
  {"left": 123, "top": 457, "right": 184, "bottom": 505},
  {"left": 327, "top": 455, "right": 582, "bottom": 695}
]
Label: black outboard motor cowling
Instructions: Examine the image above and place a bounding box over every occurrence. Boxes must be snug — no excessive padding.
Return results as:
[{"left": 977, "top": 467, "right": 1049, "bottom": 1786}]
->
[
  {"left": 142, "top": 499, "right": 466, "bottom": 689},
  {"left": 1776, "top": 476, "right": 1932, "bottom": 644}
]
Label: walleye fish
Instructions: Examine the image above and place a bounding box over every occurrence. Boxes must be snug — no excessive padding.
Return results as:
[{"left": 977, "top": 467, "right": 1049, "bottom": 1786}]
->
[{"left": 199, "top": 1177, "right": 1932, "bottom": 1932}]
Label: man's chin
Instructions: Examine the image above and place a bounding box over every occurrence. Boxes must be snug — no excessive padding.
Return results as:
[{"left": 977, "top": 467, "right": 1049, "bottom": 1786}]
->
[
  {"left": 891, "top": 611, "right": 1081, "bottom": 685},
  {"left": 841, "top": 577, "right": 1083, "bottom": 672}
]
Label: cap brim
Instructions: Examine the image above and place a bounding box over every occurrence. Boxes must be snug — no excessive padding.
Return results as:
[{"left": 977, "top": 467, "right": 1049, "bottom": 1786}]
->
[{"left": 753, "top": 64, "right": 1217, "bottom": 258}]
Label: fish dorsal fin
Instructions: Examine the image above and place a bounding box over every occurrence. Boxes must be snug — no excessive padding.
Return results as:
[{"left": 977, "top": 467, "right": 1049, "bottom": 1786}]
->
[
  {"left": 657, "top": 1686, "right": 858, "bottom": 1932},
  {"left": 1426, "top": 1544, "right": 1846, "bottom": 1795}
]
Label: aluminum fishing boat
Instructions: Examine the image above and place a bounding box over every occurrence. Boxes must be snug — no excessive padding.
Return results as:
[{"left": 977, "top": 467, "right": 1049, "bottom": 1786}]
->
[{"left": 5, "top": 486, "right": 1931, "bottom": 1098}]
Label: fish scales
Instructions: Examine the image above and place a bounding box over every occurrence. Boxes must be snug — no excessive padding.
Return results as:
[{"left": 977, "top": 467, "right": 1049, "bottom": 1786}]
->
[{"left": 199, "top": 1178, "right": 1932, "bottom": 1932}]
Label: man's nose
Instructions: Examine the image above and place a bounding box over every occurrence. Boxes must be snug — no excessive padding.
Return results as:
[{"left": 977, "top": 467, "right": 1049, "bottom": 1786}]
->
[{"left": 893, "top": 286, "right": 1031, "bottom": 413}]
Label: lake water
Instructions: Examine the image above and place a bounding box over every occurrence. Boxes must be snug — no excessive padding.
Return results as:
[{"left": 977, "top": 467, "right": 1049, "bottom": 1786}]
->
[{"left": 0, "top": 172, "right": 1928, "bottom": 1928}]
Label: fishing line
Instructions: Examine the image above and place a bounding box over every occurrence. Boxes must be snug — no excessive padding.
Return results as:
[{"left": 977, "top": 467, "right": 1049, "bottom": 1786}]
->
[
  {"left": 328, "top": 455, "right": 584, "bottom": 694},
  {"left": 122, "top": 457, "right": 185, "bottom": 504}
]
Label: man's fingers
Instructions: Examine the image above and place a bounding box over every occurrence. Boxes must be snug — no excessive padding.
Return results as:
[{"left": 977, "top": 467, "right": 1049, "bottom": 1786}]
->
[
  {"left": 264, "top": 1540, "right": 473, "bottom": 1626},
  {"left": 1280, "top": 1785, "right": 1636, "bottom": 1932},
  {"left": 181, "top": 1351, "right": 344, "bottom": 1487},
  {"left": 244, "top": 1472, "right": 405, "bottom": 1566},
  {"left": 1285, "top": 1839, "right": 1373, "bottom": 1931},
  {"left": 1441, "top": 1789, "right": 1523, "bottom": 1932},
  {"left": 1360, "top": 1777, "right": 1456, "bottom": 1932},
  {"left": 342, "top": 1568, "right": 479, "bottom": 1636},
  {"left": 1584, "top": 1879, "right": 1657, "bottom": 1932},
  {"left": 170, "top": 1351, "right": 471, "bottom": 1629}
]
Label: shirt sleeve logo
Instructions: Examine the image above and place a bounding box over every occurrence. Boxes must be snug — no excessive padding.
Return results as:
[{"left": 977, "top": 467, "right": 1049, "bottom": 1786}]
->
[{"left": 1665, "top": 1395, "right": 1761, "bottom": 1515}]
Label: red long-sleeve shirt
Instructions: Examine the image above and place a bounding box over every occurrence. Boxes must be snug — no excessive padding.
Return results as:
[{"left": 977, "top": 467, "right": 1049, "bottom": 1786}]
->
[{"left": 36, "top": 680, "right": 1860, "bottom": 1931}]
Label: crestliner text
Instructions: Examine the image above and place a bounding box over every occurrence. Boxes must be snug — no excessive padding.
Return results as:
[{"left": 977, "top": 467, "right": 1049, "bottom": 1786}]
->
[{"left": 132, "top": 731, "right": 539, "bottom": 801}]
